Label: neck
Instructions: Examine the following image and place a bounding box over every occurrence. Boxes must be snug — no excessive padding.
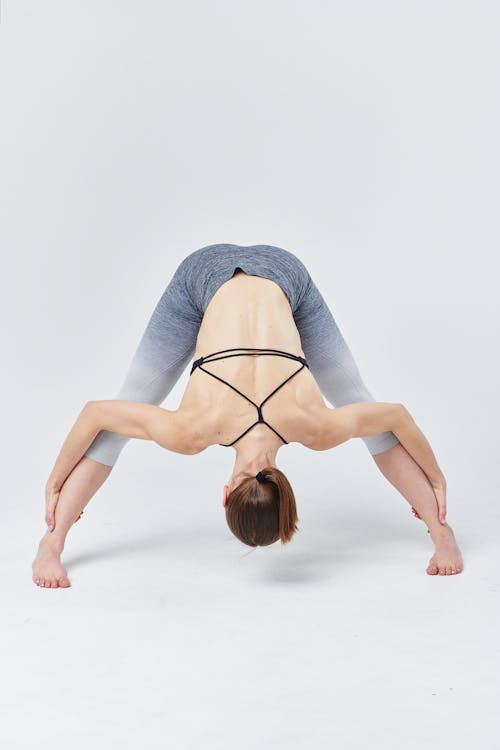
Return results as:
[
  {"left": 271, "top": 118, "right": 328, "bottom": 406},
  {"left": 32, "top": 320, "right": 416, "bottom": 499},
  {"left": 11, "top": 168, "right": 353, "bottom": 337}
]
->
[{"left": 231, "top": 437, "right": 280, "bottom": 486}]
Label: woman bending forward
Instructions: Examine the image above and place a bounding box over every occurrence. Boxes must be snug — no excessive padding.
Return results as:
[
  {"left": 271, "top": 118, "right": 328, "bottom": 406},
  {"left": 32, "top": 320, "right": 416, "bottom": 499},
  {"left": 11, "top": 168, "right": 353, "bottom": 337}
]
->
[{"left": 32, "top": 243, "right": 463, "bottom": 587}]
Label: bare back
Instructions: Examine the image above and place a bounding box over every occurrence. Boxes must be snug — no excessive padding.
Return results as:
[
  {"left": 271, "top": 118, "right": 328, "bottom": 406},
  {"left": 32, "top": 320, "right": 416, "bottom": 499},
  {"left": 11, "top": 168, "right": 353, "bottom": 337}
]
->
[{"left": 177, "top": 269, "right": 327, "bottom": 449}]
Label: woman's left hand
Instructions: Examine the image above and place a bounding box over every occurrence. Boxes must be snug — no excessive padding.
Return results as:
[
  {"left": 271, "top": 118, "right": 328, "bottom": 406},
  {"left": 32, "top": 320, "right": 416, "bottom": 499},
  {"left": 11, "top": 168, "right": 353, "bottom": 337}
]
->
[{"left": 45, "top": 484, "right": 60, "bottom": 532}]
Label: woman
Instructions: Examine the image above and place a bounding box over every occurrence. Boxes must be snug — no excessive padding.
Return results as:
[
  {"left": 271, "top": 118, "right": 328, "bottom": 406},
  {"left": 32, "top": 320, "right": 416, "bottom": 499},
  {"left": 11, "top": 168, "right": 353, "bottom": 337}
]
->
[{"left": 32, "top": 243, "right": 463, "bottom": 587}]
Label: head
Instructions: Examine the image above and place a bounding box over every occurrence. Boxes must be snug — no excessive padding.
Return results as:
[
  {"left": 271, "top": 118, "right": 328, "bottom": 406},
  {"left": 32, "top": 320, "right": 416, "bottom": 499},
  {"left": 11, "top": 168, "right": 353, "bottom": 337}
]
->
[{"left": 223, "top": 466, "right": 299, "bottom": 547}]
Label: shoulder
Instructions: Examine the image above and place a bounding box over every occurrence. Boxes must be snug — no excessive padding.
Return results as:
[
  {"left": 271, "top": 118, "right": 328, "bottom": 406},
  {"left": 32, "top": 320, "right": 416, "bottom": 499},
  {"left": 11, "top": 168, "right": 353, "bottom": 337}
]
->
[
  {"left": 88, "top": 400, "right": 210, "bottom": 455},
  {"left": 299, "top": 405, "right": 352, "bottom": 451},
  {"left": 149, "top": 408, "right": 208, "bottom": 455},
  {"left": 173, "top": 387, "right": 223, "bottom": 453},
  {"left": 301, "top": 402, "right": 404, "bottom": 451}
]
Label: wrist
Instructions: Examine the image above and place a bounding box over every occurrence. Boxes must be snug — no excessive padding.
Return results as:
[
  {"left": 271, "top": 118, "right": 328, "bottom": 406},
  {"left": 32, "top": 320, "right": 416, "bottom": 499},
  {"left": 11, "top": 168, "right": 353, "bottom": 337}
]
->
[
  {"left": 429, "top": 471, "right": 446, "bottom": 488},
  {"left": 45, "top": 476, "right": 61, "bottom": 494}
]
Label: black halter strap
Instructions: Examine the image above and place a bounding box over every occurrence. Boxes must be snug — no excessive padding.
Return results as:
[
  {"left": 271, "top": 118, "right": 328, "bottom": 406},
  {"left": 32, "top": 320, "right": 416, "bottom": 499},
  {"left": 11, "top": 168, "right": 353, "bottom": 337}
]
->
[{"left": 189, "top": 347, "right": 309, "bottom": 447}]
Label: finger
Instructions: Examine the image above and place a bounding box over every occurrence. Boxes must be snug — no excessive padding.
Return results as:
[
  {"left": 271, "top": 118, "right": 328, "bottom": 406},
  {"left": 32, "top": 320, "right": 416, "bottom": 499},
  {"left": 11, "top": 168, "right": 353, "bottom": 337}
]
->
[
  {"left": 45, "top": 492, "right": 59, "bottom": 531},
  {"left": 434, "top": 487, "right": 447, "bottom": 524},
  {"left": 45, "top": 507, "right": 56, "bottom": 530}
]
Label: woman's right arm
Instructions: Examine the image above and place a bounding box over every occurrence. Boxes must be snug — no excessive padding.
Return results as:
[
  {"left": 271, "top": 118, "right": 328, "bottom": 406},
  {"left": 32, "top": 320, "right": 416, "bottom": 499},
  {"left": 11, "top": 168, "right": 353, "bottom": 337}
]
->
[
  {"left": 385, "top": 404, "right": 445, "bottom": 483},
  {"left": 387, "top": 404, "right": 447, "bottom": 523},
  {"left": 310, "top": 402, "right": 447, "bottom": 513}
]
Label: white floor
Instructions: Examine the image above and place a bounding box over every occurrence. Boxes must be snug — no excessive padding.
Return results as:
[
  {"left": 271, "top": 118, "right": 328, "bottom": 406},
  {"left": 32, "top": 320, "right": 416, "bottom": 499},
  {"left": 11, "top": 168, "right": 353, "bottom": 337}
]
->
[
  {"left": 2, "top": 2, "right": 499, "bottom": 748},
  {"left": 3, "top": 444, "right": 499, "bottom": 750}
]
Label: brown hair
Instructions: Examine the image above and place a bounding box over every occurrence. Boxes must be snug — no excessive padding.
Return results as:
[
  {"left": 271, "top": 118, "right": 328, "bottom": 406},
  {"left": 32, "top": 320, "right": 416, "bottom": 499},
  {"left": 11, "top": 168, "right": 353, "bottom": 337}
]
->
[{"left": 225, "top": 466, "right": 299, "bottom": 547}]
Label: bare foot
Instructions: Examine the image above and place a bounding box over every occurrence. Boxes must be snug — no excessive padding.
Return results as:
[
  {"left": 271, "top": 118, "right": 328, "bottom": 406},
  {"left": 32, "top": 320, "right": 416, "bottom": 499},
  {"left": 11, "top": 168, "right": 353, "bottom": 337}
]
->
[
  {"left": 32, "top": 533, "right": 71, "bottom": 588},
  {"left": 426, "top": 524, "right": 463, "bottom": 576},
  {"left": 411, "top": 507, "right": 464, "bottom": 575}
]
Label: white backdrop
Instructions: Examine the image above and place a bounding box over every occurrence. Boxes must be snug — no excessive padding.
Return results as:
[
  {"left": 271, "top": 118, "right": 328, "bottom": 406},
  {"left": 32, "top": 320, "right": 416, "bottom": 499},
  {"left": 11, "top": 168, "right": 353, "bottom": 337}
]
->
[{"left": 1, "top": 2, "right": 499, "bottom": 749}]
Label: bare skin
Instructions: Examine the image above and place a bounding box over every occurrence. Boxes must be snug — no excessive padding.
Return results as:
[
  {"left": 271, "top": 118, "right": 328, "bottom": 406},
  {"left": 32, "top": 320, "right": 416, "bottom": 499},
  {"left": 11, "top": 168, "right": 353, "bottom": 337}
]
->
[
  {"left": 33, "top": 270, "right": 463, "bottom": 586},
  {"left": 32, "top": 457, "right": 112, "bottom": 587},
  {"left": 372, "top": 443, "right": 463, "bottom": 575}
]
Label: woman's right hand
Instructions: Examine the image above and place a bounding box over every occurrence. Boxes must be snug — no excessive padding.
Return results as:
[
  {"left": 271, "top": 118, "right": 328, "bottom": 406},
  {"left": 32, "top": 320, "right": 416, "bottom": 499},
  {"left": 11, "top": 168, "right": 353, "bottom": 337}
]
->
[{"left": 430, "top": 473, "right": 447, "bottom": 525}]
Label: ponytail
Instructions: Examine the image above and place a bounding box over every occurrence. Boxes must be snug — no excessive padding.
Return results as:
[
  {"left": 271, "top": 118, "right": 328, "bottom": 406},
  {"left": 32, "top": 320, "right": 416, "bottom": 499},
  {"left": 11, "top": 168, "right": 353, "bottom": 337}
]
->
[
  {"left": 225, "top": 465, "right": 299, "bottom": 547},
  {"left": 256, "top": 466, "right": 299, "bottom": 545}
]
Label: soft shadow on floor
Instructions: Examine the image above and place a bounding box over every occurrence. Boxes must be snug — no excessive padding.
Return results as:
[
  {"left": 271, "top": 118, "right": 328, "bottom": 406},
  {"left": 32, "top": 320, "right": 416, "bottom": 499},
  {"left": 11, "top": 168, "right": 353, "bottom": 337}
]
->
[
  {"left": 62, "top": 507, "right": 472, "bottom": 583},
  {"left": 63, "top": 525, "right": 208, "bottom": 570},
  {"left": 245, "top": 510, "right": 420, "bottom": 585}
]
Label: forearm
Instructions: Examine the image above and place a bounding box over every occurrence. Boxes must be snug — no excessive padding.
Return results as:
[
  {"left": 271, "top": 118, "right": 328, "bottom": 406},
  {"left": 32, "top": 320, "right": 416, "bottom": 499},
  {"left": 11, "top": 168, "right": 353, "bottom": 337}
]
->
[
  {"left": 391, "top": 405, "right": 444, "bottom": 484},
  {"left": 372, "top": 442, "right": 449, "bottom": 539},
  {"left": 46, "top": 456, "right": 112, "bottom": 546},
  {"left": 46, "top": 402, "right": 101, "bottom": 492}
]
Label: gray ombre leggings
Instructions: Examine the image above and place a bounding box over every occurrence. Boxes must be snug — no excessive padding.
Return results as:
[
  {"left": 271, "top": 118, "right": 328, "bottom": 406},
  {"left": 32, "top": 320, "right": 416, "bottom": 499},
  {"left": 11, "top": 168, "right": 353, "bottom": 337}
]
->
[{"left": 84, "top": 244, "right": 400, "bottom": 466}]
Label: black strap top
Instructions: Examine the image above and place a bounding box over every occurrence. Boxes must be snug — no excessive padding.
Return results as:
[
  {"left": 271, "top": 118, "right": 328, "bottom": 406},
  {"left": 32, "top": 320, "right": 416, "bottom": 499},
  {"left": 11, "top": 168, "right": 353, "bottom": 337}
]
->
[{"left": 189, "top": 347, "right": 310, "bottom": 447}]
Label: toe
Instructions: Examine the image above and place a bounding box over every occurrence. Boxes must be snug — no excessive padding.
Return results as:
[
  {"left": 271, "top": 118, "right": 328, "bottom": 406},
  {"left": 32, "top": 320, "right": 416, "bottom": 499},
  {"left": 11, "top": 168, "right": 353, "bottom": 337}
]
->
[
  {"left": 427, "top": 564, "right": 438, "bottom": 575},
  {"left": 439, "top": 567, "right": 446, "bottom": 575},
  {"left": 446, "top": 566, "right": 452, "bottom": 575},
  {"left": 50, "top": 579, "right": 58, "bottom": 588},
  {"left": 58, "top": 577, "right": 71, "bottom": 588}
]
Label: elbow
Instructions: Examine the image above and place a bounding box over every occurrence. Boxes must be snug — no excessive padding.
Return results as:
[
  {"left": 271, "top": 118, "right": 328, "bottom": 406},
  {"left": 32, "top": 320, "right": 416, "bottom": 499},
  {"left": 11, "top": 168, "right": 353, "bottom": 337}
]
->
[
  {"left": 85, "top": 400, "right": 106, "bottom": 413},
  {"left": 82, "top": 400, "right": 103, "bottom": 428},
  {"left": 393, "top": 402, "right": 410, "bottom": 425}
]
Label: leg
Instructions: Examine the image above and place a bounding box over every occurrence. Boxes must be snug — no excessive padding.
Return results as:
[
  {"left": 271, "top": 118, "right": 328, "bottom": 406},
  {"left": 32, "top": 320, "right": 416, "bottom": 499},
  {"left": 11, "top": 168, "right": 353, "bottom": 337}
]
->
[
  {"left": 293, "top": 276, "right": 400, "bottom": 455},
  {"left": 33, "top": 255, "right": 203, "bottom": 587},
  {"left": 84, "top": 256, "right": 203, "bottom": 467},
  {"left": 293, "top": 276, "right": 463, "bottom": 575},
  {"left": 373, "top": 443, "right": 463, "bottom": 575},
  {"left": 32, "top": 457, "right": 112, "bottom": 587}
]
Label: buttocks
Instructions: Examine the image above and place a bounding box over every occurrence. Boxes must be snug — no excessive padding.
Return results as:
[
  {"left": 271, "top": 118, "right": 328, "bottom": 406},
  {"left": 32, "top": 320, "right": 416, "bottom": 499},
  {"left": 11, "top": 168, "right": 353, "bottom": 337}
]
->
[{"left": 181, "top": 243, "right": 311, "bottom": 315}]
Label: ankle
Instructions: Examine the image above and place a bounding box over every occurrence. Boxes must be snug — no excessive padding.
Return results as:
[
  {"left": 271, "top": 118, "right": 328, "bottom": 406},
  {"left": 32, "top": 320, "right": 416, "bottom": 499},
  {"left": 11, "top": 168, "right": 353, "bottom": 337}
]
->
[
  {"left": 429, "top": 522, "right": 454, "bottom": 545},
  {"left": 40, "top": 530, "right": 65, "bottom": 554}
]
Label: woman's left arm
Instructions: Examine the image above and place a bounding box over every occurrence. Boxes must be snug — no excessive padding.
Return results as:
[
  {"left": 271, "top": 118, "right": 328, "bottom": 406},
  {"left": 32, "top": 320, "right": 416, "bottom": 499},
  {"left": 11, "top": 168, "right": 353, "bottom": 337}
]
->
[{"left": 46, "top": 400, "right": 195, "bottom": 494}]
